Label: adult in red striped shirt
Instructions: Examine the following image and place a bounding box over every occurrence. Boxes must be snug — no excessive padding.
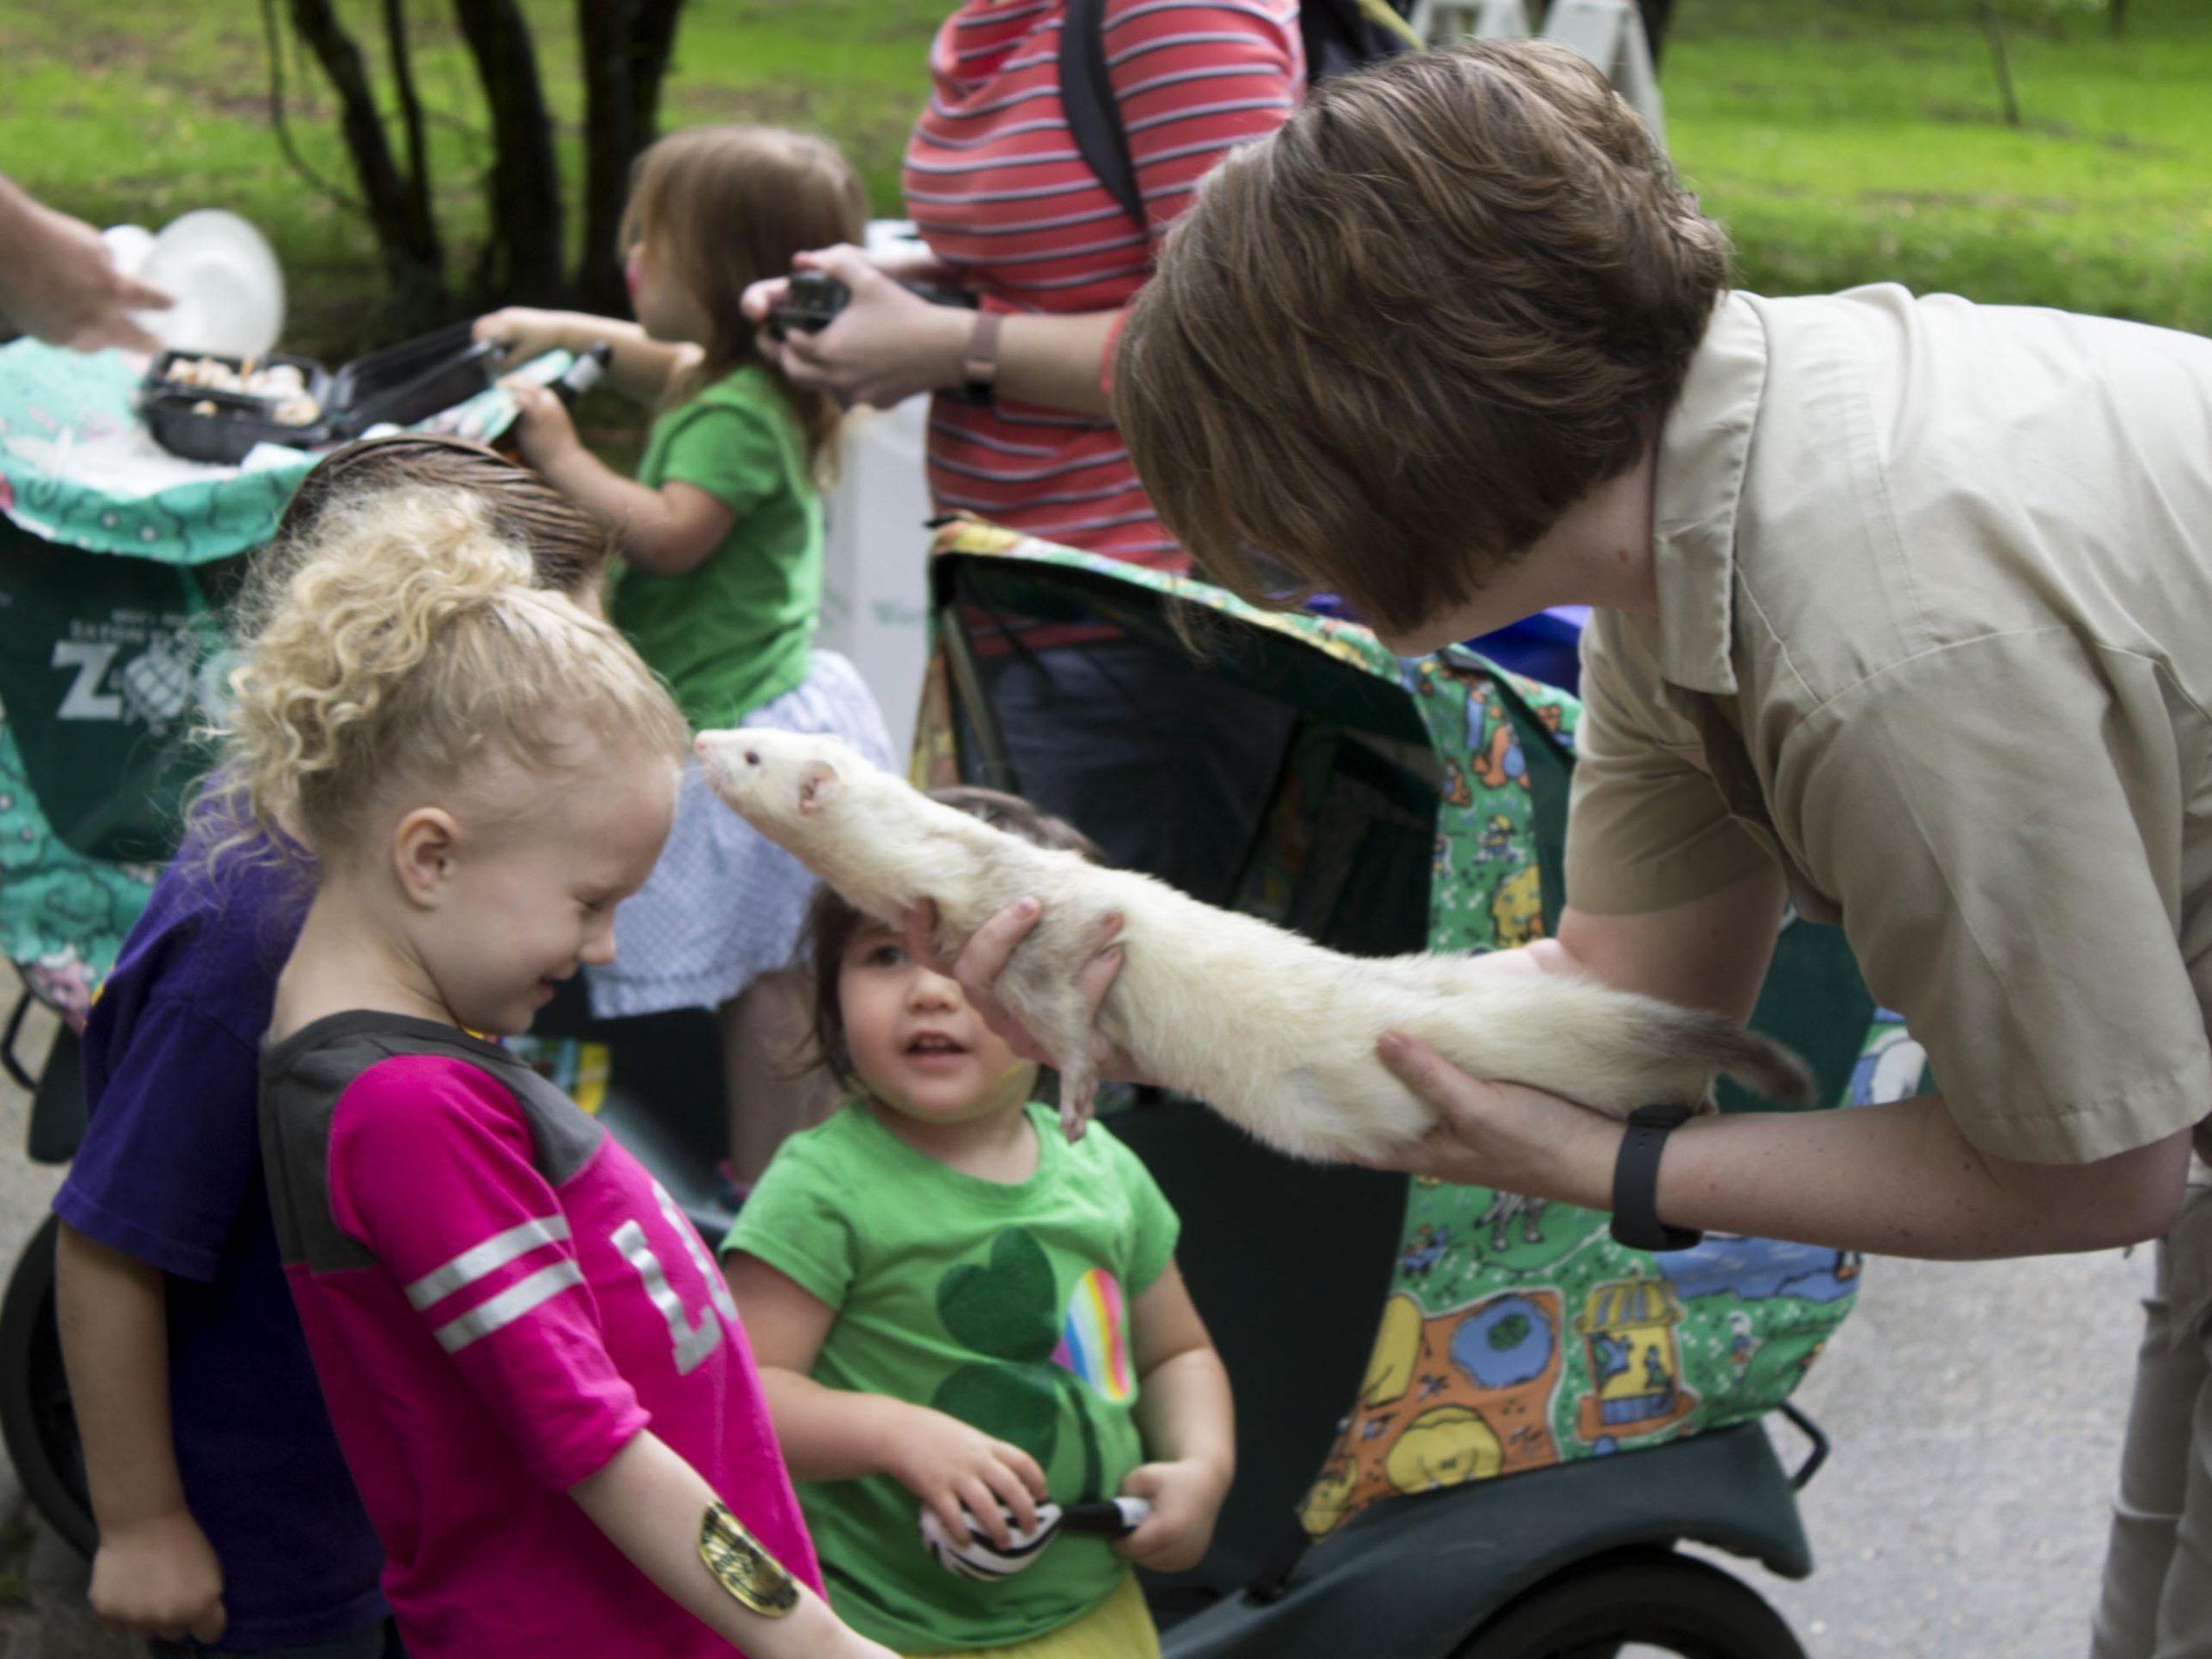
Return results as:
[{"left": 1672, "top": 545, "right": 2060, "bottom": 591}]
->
[
  {"left": 749, "top": 0, "right": 1302, "bottom": 569},
  {"left": 745, "top": 0, "right": 1308, "bottom": 901}
]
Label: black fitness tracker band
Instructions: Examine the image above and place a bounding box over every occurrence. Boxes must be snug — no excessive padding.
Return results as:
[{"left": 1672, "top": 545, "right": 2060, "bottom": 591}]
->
[{"left": 1610, "top": 1103, "right": 1704, "bottom": 1253}]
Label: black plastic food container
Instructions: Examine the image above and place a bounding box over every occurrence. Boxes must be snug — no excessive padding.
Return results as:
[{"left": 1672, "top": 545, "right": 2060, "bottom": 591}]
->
[
  {"left": 139, "top": 324, "right": 499, "bottom": 464},
  {"left": 138, "top": 350, "right": 333, "bottom": 466},
  {"left": 322, "top": 321, "right": 499, "bottom": 438}
]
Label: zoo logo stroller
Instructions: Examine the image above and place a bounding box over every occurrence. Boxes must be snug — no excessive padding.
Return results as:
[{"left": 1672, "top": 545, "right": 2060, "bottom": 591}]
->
[
  {"left": 0, "top": 340, "right": 741, "bottom": 1559},
  {"left": 912, "top": 520, "right": 1920, "bottom": 1659}
]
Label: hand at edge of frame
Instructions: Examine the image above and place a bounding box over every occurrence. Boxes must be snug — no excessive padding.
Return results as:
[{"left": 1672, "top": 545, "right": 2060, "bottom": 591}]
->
[{"left": 0, "top": 194, "right": 171, "bottom": 353}]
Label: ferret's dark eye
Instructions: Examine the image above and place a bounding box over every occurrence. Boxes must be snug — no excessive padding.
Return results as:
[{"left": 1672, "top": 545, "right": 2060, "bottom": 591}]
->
[{"left": 744, "top": 750, "right": 760, "bottom": 766}]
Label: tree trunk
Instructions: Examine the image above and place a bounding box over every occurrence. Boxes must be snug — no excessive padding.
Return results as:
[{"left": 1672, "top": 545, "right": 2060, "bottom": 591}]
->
[
  {"left": 286, "top": 0, "right": 448, "bottom": 317},
  {"left": 2108, "top": 0, "right": 2126, "bottom": 35},
  {"left": 1636, "top": 0, "right": 1675, "bottom": 68},
  {"left": 1977, "top": 0, "right": 2022, "bottom": 127},
  {"left": 576, "top": 0, "right": 689, "bottom": 315},
  {"left": 381, "top": 0, "right": 442, "bottom": 307},
  {"left": 451, "top": 0, "right": 567, "bottom": 304},
  {"left": 577, "top": 0, "right": 639, "bottom": 315},
  {"left": 626, "top": 0, "right": 688, "bottom": 136}
]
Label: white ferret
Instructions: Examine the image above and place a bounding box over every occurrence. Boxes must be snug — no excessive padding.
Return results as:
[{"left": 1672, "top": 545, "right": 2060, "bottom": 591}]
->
[{"left": 698, "top": 729, "right": 1811, "bottom": 1160}]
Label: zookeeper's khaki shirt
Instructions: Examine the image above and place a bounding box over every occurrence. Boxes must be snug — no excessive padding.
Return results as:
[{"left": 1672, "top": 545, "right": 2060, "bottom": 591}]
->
[{"left": 1567, "top": 285, "right": 2212, "bottom": 1165}]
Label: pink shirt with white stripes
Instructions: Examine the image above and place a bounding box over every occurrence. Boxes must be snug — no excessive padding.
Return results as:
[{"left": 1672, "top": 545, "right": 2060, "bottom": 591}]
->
[
  {"left": 905, "top": 0, "right": 1303, "bottom": 568},
  {"left": 261, "top": 1017, "right": 820, "bottom": 1659}
]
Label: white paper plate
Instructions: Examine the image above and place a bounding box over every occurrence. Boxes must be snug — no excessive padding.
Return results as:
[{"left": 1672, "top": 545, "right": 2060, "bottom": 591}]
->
[
  {"left": 137, "top": 210, "right": 286, "bottom": 359},
  {"left": 99, "top": 224, "right": 156, "bottom": 279}
]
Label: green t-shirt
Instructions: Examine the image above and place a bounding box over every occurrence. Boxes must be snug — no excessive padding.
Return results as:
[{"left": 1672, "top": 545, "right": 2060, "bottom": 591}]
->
[
  {"left": 611, "top": 365, "right": 821, "bottom": 730},
  {"left": 724, "top": 1101, "right": 1180, "bottom": 1653}
]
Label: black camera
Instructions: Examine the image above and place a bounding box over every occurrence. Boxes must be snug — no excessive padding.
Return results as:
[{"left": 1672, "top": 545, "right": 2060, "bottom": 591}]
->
[
  {"left": 765, "top": 271, "right": 851, "bottom": 340},
  {"left": 765, "top": 272, "right": 979, "bottom": 341}
]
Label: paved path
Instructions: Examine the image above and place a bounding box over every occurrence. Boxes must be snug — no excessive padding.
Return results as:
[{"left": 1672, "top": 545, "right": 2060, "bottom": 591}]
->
[
  {"left": 1720, "top": 1246, "right": 2145, "bottom": 1658},
  {"left": 0, "top": 1008, "right": 2151, "bottom": 1658},
  {"left": 0, "top": 1007, "right": 138, "bottom": 1659}
]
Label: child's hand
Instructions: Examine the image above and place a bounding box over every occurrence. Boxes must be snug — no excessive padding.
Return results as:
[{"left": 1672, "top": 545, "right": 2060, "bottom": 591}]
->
[
  {"left": 475, "top": 307, "right": 570, "bottom": 367},
  {"left": 500, "top": 376, "right": 582, "bottom": 470},
  {"left": 886, "top": 1408, "right": 1048, "bottom": 1551},
  {"left": 1111, "top": 1459, "right": 1230, "bottom": 1573},
  {"left": 86, "top": 1509, "right": 226, "bottom": 1642}
]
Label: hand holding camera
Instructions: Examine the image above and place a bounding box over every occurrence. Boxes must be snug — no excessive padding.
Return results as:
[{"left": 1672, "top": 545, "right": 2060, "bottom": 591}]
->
[
  {"left": 766, "top": 270, "right": 976, "bottom": 340},
  {"left": 747, "top": 245, "right": 984, "bottom": 410}
]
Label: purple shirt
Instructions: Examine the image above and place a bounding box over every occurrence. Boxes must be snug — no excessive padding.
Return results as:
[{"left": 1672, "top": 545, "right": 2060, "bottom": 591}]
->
[{"left": 55, "top": 838, "right": 388, "bottom": 1649}]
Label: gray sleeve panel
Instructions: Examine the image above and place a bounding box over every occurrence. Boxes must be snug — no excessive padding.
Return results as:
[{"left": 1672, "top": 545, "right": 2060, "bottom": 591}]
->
[
  {"left": 503, "top": 1066, "right": 607, "bottom": 1187},
  {"left": 332, "top": 1025, "right": 608, "bottom": 1186},
  {"left": 259, "top": 1035, "right": 384, "bottom": 1276},
  {"left": 258, "top": 1022, "right": 608, "bottom": 1274}
]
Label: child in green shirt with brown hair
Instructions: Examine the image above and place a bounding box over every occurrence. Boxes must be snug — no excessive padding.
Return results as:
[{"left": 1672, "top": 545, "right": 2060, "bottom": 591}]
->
[
  {"left": 722, "top": 788, "right": 1236, "bottom": 1659},
  {"left": 480, "top": 124, "right": 893, "bottom": 1187}
]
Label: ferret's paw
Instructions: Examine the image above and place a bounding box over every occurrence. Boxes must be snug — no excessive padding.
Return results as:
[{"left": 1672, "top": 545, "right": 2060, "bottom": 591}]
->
[
  {"left": 1048, "top": 1014, "right": 1100, "bottom": 1145},
  {"left": 1059, "top": 1047, "right": 1101, "bottom": 1141},
  {"left": 1058, "top": 1092, "right": 1093, "bottom": 1144}
]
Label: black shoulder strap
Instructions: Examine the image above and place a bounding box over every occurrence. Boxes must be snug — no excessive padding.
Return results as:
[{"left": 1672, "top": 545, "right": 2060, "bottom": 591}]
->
[
  {"left": 1304, "top": 0, "right": 1421, "bottom": 78},
  {"left": 1059, "top": 0, "right": 1147, "bottom": 231}
]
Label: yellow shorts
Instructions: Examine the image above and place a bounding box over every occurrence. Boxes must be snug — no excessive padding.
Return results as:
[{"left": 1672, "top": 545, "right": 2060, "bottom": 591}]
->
[{"left": 899, "top": 1573, "right": 1161, "bottom": 1659}]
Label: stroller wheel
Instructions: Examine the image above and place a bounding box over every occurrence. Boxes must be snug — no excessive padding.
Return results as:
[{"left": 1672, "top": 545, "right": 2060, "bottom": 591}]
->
[
  {"left": 0, "top": 1214, "right": 97, "bottom": 1555},
  {"left": 1452, "top": 1546, "right": 1806, "bottom": 1659}
]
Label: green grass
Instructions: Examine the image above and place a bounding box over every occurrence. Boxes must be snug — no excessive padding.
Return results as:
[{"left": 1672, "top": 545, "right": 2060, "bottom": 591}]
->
[
  {"left": 1666, "top": 0, "right": 2211, "bottom": 332},
  {"left": 0, "top": 0, "right": 948, "bottom": 356},
  {"left": 1, "top": 0, "right": 2205, "bottom": 356}
]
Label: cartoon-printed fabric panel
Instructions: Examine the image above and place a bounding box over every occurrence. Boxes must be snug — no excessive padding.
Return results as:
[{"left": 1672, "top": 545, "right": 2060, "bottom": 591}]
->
[
  {"left": 1300, "top": 661, "right": 1897, "bottom": 1541},
  {"left": 1415, "top": 652, "right": 1567, "bottom": 953},
  {"left": 1300, "top": 1219, "right": 1863, "bottom": 1537},
  {"left": 911, "top": 530, "right": 1886, "bottom": 1544},
  {"left": 921, "top": 522, "right": 1403, "bottom": 687}
]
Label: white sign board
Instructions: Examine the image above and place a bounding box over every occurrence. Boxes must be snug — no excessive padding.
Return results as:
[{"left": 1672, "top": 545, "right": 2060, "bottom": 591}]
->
[
  {"left": 1540, "top": 0, "right": 1665, "bottom": 145},
  {"left": 817, "top": 395, "right": 934, "bottom": 760},
  {"left": 1409, "top": 0, "right": 1532, "bottom": 44},
  {"left": 810, "top": 219, "right": 943, "bottom": 761}
]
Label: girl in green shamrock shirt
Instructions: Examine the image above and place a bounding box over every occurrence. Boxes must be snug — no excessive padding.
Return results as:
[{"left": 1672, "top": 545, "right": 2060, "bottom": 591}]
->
[{"left": 723, "top": 788, "right": 1234, "bottom": 1659}]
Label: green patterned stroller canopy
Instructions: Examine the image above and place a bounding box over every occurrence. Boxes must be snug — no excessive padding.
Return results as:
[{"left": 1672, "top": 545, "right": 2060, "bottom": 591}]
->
[
  {"left": 0, "top": 339, "right": 547, "bottom": 1025},
  {"left": 917, "top": 523, "right": 1917, "bottom": 1548}
]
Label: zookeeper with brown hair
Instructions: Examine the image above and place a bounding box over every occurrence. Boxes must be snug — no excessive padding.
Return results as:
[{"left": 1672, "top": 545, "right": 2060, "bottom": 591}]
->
[{"left": 926, "top": 40, "right": 2212, "bottom": 1659}]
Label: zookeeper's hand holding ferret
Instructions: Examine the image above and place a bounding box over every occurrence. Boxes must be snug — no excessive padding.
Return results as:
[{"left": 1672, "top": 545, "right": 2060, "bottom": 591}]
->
[
  {"left": 1356, "top": 1030, "right": 1629, "bottom": 1204},
  {"left": 900, "top": 897, "right": 1150, "bottom": 1086}
]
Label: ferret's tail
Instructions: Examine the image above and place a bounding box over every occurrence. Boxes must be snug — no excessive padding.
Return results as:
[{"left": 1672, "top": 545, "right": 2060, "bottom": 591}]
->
[{"left": 1649, "top": 1007, "right": 1815, "bottom": 1105}]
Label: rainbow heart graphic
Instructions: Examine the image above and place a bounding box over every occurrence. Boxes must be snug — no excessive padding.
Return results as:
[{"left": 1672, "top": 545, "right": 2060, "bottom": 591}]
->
[{"left": 1053, "top": 1268, "right": 1134, "bottom": 1402}]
